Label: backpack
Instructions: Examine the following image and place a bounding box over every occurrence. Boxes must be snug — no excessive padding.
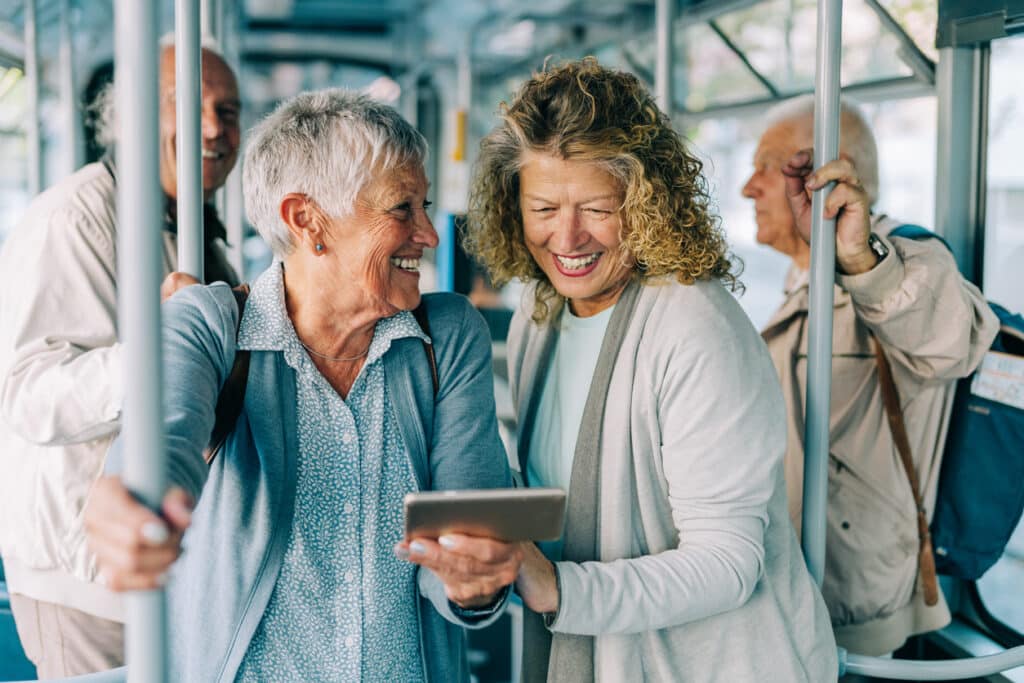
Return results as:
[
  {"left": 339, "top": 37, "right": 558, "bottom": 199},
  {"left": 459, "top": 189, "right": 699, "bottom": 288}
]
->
[
  {"left": 888, "top": 224, "right": 1024, "bottom": 580},
  {"left": 205, "top": 288, "right": 438, "bottom": 465}
]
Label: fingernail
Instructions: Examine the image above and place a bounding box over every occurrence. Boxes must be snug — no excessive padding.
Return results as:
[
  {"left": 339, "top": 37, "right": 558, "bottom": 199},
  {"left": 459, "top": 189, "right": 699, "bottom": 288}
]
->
[
  {"left": 141, "top": 521, "right": 169, "bottom": 545},
  {"left": 438, "top": 536, "right": 455, "bottom": 550},
  {"left": 394, "top": 546, "right": 410, "bottom": 560},
  {"left": 410, "top": 541, "right": 426, "bottom": 555}
]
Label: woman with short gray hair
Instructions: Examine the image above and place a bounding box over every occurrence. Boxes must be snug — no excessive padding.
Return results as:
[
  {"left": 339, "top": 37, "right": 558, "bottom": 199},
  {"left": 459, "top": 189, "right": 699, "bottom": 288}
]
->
[{"left": 84, "top": 89, "right": 521, "bottom": 682}]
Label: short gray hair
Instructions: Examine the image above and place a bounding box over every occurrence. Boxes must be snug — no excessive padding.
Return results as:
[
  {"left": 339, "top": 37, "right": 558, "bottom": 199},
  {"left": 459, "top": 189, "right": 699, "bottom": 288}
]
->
[
  {"left": 243, "top": 88, "right": 428, "bottom": 257},
  {"left": 764, "top": 94, "right": 880, "bottom": 206},
  {"left": 88, "top": 35, "right": 225, "bottom": 152}
]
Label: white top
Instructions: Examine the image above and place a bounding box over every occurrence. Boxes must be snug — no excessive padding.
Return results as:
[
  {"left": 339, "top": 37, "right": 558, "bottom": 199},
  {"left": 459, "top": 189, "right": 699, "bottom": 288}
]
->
[{"left": 527, "top": 303, "right": 614, "bottom": 559}]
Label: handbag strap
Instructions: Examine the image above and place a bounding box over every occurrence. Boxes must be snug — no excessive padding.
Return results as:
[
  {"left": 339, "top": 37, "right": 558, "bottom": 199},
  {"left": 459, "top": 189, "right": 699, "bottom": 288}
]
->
[
  {"left": 411, "top": 301, "right": 438, "bottom": 396},
  {"left": 873, "top": 339, "right": 940, "bottom": 606},
  {"left": 205, "top": 286, "right": 251, "bottom": 465},
  {"left": 205, "top": 294, "right": 437, "bottom": 467}
]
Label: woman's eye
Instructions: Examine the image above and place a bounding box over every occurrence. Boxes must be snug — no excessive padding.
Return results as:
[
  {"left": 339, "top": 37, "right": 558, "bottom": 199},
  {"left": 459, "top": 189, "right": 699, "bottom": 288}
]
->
[
  {"left": 422, "top": 200, "right": 433, "bottom": 210},
  {"left": 533, "top": 207, "right": 555, "bottom": 213},
  {"left": 389, "top": 203, "right": 414, "bottom": 220},
  {"left": 585, "top": 207, "right": 612, "bottom": 215}
]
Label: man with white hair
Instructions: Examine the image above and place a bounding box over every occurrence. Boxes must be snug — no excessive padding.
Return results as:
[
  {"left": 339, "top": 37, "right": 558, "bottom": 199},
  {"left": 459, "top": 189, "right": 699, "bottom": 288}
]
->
[
  {"left": 743, "top": 96, "right": 998, "bottom": 659},
  {"left": 0, "top": 39, "right": 240, "bottom": 677}
]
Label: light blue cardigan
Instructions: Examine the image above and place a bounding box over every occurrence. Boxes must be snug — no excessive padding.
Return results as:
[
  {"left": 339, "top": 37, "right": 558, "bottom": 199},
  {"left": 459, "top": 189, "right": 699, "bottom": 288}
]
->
[{"left": 111, "top": 281, "right": 512, "bottom": 682}]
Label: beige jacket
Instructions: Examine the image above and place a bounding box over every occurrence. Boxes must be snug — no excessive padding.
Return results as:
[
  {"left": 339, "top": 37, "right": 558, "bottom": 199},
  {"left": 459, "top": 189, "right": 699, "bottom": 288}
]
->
[
  {"left": 0, "top": 162, "right": 236, "bottom": 621},
  {"left": 761, "top": 216, "right": 998, "bottom": 656},
  {"left": 510, "top": 278, "right": 838, "bottom": 682}
]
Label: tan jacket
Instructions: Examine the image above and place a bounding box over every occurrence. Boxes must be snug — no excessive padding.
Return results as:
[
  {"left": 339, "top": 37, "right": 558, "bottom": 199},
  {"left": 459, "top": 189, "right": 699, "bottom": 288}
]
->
[
  {"left": 761, "top": 216, "right": 999, "bottom": 656},
  {"left": 0, "top": 162, "right": 237, "bottom": 621}
]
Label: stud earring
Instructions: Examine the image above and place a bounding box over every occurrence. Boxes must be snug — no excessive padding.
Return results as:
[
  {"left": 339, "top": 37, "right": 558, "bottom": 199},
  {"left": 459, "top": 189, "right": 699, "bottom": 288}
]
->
[{"left": 315, "top": 243, "right": 324, "bottom": 253}]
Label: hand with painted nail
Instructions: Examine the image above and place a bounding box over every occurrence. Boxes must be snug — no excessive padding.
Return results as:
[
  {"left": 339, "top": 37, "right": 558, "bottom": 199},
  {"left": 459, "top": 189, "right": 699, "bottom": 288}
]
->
[
  {"left": 395, "top": 534, "right": 523, "bottom": 610},
  {"left": 782, "top": 147, "right": 877, "bottom": 275},
  {"left": 84, "top": 475, "right": 193, "bottom": 591}
]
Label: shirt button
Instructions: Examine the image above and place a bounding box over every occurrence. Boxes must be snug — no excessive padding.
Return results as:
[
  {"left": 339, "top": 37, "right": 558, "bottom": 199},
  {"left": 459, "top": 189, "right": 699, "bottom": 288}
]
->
[
  {"left": 344, "top": 571, "right": 355, "bottom": 583},
  {"left": 345, "top": 636, "right": 355, "bottom": 648},
  {"left": 342, "top": 432, "right": 355, "bottom": 445},
  {"left": 344, "top": 502, "right": 355, "bottom": 514}
]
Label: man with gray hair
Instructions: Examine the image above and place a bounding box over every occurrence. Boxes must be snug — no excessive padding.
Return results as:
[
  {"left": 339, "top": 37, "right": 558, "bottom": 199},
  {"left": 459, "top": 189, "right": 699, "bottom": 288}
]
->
[
  {"left": 743, "top": 95, "right": 997, "bottom": 660},
  {"left": 0, "top": 40, "right": 240, "bottom": 677}
]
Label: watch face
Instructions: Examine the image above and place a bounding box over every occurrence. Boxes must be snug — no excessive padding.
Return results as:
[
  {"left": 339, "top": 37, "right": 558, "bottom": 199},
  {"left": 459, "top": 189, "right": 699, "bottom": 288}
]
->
[{"left": 869, "top": 233, "right": 889, "bottom": 261}]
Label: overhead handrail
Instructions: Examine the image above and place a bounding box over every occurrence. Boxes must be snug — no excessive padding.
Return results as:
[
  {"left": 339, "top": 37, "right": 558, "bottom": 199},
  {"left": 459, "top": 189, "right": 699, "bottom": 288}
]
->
[
  {"left": 800, "top": 0, "right": 842, "bottom": 585},
  {"left": 176, "top": 0, "right": 205, "bottom": 281},
  {"left": 114, "top": 0, "right": 168, "bottom": 680}
]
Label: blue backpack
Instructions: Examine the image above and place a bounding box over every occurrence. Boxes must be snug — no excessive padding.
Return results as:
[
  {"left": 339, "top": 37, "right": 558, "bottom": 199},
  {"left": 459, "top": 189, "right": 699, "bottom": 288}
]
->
[{"left": 889, "top": 225, "right": 1024, "bottom": 580}]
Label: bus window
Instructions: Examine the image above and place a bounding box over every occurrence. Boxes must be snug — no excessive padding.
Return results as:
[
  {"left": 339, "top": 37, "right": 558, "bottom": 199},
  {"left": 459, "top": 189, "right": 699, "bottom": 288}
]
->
[
  {"left": 0, "top": 65, "right": 29, "bottom": 245},
  {"left": 982, "top": 37, "right": 1024, "bottom": 315},
  {"left": 976, "top": 35, "right": 1024, "bottom": 638}
]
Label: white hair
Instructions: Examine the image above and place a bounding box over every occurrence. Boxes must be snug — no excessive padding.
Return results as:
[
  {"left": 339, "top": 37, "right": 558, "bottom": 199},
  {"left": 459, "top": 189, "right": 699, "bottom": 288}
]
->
[
  {"left": 763, "top": 94, "right": 880, "bottom": 206},
  {"left": 243, "top": 88, "right": 428, "bottom": 258},
  {"left": 89, "top": 35, "right": 225, "bottom": 151}
]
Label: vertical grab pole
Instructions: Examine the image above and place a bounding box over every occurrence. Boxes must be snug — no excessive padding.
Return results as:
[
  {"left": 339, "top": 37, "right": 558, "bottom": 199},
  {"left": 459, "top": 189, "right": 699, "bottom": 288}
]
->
[
  {"left": 114, "top": 1, "right": 169, "bottom": 680},
  {"left": 800, "top": 0, "right": 843, "bottom": 584},
  {"left": 59, "top": 0, "right": 80, "bottom": 176},
  {"left": 176, "top": 0, "right": 205, "bottom": 281},
  {"left": 655, "top": 0, "right": 674, "bottom": 111},
  {"left": 24, "top": 0, "right": 41, "bottom": 196}
]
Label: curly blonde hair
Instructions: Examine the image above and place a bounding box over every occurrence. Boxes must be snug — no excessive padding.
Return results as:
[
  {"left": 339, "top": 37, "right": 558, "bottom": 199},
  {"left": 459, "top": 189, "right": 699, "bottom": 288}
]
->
[{"left": 464, "top": 57, "right": 738, "bottom": 322}]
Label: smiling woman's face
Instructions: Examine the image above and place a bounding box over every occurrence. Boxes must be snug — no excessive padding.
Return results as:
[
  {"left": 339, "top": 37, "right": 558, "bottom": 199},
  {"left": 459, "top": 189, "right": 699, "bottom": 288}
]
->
[
  {"left": 324, "top": 164, "right": 438, "bottom": 314},
  {"left": 519, "top": 151, "right": 633, "bottom": 317}
]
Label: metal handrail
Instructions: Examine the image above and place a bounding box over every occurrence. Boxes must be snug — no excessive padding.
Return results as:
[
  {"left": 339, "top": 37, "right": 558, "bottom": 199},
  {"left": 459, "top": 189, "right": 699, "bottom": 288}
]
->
[
  {"left": 114, "top": 0, "right": 168, "bottom": 681},
  {"left": 840, "top": 646, "right": 1024, "bottom": 679},
  {"left": 800, "top": 0, "right": 842, "bottom": 586},
  {"left": 176, "top": 0, "right": 205, "bottom": 281}
]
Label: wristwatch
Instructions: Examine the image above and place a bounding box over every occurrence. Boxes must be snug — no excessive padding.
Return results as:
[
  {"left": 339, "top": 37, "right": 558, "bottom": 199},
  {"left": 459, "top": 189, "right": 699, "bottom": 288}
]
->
[{"left": 867, "top": 232, "right": 890, "bottom": 264}]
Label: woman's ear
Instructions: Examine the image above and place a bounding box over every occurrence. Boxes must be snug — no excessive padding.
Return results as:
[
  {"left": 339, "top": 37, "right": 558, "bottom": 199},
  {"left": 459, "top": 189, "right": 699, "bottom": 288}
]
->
[{"left": 280, "top": 193, "right": 324, "bottom": 255}]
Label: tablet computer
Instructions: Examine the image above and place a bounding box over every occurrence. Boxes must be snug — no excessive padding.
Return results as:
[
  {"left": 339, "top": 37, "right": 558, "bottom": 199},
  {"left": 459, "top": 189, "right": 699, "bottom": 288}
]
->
[{"left": 404, "top": 487, "right": 566, "bottom": 542}]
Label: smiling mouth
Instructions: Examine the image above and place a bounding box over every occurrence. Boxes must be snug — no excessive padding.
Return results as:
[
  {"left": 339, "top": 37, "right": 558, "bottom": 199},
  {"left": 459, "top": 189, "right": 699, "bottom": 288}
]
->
[
  {"left": 390, "top": 256, "right": 421, "bottom": 273},
  {"left": 554, "top": 253, "right": 601, "bottom": 270},
  {"left": 202, "top": 149, "right": 226, "bottom": 160}
]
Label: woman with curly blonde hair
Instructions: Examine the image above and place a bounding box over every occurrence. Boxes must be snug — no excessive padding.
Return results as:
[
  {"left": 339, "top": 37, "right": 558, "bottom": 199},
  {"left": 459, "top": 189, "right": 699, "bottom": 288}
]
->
[{"left": 462, "top": 58, "right": 837, "bottom": 681}]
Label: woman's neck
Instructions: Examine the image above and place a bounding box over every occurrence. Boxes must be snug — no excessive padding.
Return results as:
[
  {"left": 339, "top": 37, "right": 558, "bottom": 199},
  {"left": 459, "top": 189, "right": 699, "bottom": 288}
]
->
[{"left": 281, "top": 258, "right": 393, "bottom": 358}]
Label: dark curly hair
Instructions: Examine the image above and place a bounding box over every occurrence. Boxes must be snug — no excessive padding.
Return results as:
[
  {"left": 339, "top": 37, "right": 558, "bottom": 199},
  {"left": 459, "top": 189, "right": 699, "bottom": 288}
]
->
[{"left": 463, "top": 57, "right": 739, "bottom": 322}]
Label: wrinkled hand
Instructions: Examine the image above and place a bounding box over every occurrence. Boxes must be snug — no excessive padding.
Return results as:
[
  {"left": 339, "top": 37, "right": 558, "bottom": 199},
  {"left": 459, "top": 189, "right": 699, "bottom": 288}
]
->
[
  {"left": 782, "top": 149, "right": 878, "bottom": 275},
  {"left": 84, "top": 476, "right": 193, "bottom": 591},
  {"left": 396, "top": 534, "right": 523, "bottom": 609},
  {"left": 160, "top": 272, "right": 200, "bottom": 302},
  {"left": 514, "top": 541, "right": 559, "bottom": 614}
]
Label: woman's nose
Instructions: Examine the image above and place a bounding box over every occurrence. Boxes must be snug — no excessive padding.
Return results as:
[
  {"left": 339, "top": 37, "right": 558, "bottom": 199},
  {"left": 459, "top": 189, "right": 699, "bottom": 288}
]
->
[
  {"left": 414, "top": 213, "right": 440, "bottom": 248},
  {"left": 552, "top": 211, "right": 588, "bottom": 253}
]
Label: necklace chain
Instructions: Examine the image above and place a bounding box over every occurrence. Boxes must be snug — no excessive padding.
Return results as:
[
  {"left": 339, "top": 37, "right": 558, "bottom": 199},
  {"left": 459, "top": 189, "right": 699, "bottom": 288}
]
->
[{"left": 298, "top": 338, "right": 370, "bottom": 362}]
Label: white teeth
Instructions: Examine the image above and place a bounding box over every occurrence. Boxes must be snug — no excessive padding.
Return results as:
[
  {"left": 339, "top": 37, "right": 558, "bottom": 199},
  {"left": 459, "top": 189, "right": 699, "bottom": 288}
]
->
[
  {"left": 555, "top": 253, "right": 600, "bottom": 270},
  {"left": 390, "top": 257, "right": 421, "bottom": 272},
  {"left": 202, "top": 149, "right": 223, "bottom": 159}
]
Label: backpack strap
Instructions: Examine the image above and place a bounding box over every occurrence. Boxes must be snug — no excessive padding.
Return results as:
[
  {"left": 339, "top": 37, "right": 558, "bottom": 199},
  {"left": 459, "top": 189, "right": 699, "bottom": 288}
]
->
[
  {"left": 205, "top": 286, "right": 251, "bottom": 465},
  {"left": 873, "top": 339, "right": 940, "bottom": 606},
  {"left": 412, "top": 301, "right": 439, "bottom": 397}
]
